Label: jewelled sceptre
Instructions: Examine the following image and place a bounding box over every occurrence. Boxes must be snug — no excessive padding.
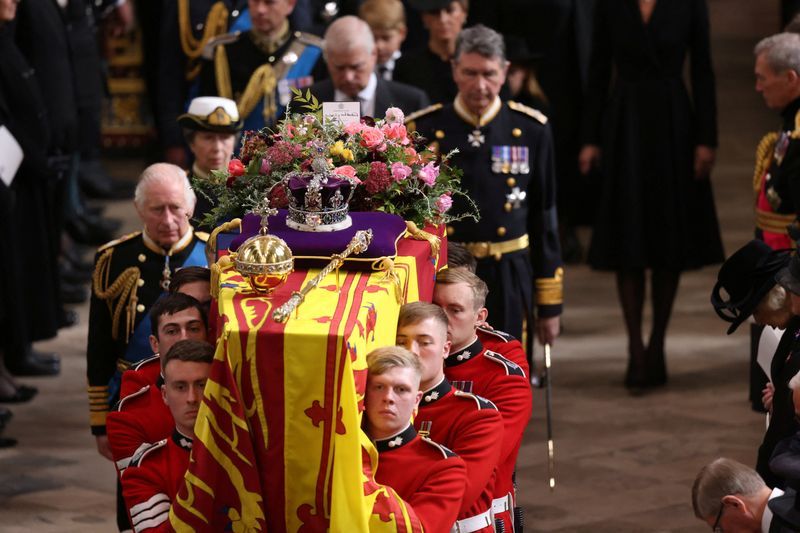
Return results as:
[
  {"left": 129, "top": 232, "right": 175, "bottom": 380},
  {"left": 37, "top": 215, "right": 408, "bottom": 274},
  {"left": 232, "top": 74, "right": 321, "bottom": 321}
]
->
[{"left": 272, "top": 229, "right": 373, "bottom": 323}]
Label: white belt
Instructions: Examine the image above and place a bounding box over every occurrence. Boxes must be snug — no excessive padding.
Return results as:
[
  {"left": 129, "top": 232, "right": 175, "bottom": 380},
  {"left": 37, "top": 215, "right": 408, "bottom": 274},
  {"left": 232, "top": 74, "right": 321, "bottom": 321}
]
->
[
  {"left": 492, "top": 493, "right": 512, "bottom": 514},
  {"left": 451, "top": 508, "right": 492, "bottom": 533}
]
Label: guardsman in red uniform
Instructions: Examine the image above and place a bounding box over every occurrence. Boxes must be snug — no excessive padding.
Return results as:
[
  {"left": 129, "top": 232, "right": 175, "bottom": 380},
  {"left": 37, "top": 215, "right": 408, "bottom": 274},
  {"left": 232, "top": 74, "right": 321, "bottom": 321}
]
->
[
  {"left": 396, "top": 302, "right": 502, "bottom": 533},
  {"left": 434, "top": 268, "right": 533, "bottom": 532},
  {"left": 120, "top": 340, "right": 214, "bottom": 532},
  {"left": 108, "top": 293, "right": 209, "bottom": 472},
  {"left": 364, "top": 346, "right": 467, "bottom": 533}
]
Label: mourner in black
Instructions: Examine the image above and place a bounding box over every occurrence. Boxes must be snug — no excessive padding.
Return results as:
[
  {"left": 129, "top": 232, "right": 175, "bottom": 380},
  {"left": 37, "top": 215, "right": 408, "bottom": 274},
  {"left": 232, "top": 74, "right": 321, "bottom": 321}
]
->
[
  {"left": 394, "top": 0, "right": 465, "bottom": 104},
  {"left": 304, "top": 16, "right": 429, "bottom": 117},
  {"left": 199, "top": 0, "right": 323, "bottom": 132},
  {"left": 408, "top": 25, "right": 563, "bottom": 348},
  {"left": 579, "top": 0, "right": 723, "bottom": 390}
]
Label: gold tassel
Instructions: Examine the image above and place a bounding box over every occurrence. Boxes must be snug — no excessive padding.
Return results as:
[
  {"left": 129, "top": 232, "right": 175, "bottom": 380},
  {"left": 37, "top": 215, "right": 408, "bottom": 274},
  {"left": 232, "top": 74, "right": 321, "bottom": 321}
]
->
[
  {"left": 404, "top": 220, "right": 441, "bottom": 259},
  {"left": 210, "top": 255, "right": 235, "bottom": 301},
  {"left": 206, "top": 218, "right": 242, "bottom": 264},
  {"left": 92, "top": 248, "right": 141, "bottom": 341},
  {"left": 374, "top": 257, "right": 403, "bottom": 304},
  {"left": 753, "top": 132, "right": 778, "bottom": 197}
]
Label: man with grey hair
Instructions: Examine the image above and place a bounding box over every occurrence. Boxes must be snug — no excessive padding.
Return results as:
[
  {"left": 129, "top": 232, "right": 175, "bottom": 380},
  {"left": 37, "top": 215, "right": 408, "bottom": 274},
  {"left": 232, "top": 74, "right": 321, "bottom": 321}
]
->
[
  {"left": 407, "top": 24, "right": 563, "bottom": 359},
  {"left": 87, "top": 162, "right": 208, "bottom": 456},
  {"left": 302, "top": 15, "right": 429, "bottom": 117},
  {"left": 692, "top": 457, "right": 790, "bottom": 532}
]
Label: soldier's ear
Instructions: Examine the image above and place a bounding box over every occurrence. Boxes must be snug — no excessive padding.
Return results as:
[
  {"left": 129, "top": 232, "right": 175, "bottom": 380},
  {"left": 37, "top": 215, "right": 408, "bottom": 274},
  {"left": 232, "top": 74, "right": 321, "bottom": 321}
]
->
[
  {"left": 161, "top": 384, "right": 168, "bottom": 405},
  {"left": 149, "top": 334, "right": 159, "bottom": 354},
  {"left": 442, "top": 339, "right": 452, "bottom": 359},
  {"left": 477, "top": 307, "right": 488, "bottom": 325}
]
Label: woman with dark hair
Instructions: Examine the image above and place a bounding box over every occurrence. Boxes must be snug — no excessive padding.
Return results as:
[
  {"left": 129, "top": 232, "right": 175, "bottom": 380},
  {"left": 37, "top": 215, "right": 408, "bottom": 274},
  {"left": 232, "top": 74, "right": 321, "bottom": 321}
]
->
[{"left": 580, "top": 0, "right": 724, "bottom": 390}]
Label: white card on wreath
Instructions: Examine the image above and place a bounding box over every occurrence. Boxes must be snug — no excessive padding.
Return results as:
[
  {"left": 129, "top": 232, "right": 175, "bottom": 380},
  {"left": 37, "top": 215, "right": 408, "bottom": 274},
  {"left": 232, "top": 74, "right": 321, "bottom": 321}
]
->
[
  {"left": 0, "top": 126, "right": 23, "bottom": 187},
  {"left": 322, "top": 101, "right": 361, "bottom": 126}
]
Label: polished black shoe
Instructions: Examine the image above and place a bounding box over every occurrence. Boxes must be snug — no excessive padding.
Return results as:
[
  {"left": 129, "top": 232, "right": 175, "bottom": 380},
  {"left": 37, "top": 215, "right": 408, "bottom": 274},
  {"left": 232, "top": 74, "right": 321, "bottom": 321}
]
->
[
  {"left": 60, "top": 258, "right": 92, "bottom": 284},
  {"left": 7, "top": 354, "right": 60, "bottom": 377},
  {"left": 0, "top": 384, "right": 38, "bottom": 403},
  {"left": 60, "top": 281, "right": 88, "bottom": 304},
  {"left": 63, "top": 245, "right": 94, "bottom": 272},
  {"left": 58, "top": 307, "right": 79, "bottom": 329},
  {"left": 646, "top": 346, "right": 668, "bottom": 388},
  {"left": 624, "top": 347, "right": 650, "bottom": 393},
  {"left": 65, "top": 216, "right": 114, "bottom": 245}
]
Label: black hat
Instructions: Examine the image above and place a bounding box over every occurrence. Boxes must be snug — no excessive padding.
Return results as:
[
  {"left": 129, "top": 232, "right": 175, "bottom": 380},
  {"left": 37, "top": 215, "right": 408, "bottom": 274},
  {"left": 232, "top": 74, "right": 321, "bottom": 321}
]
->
[
  {"left": 710, "top": 240, "right": 790, "bottom": 334},
  {"left": 777, "top": 252, "right": 800, "bottom": 296},
  {"left": 768, "top": 488, "right": 800, "bottom": 530},
  {"left": 504, "top": 35, "right": 543, "bottom": 67},
  {"left": 177, "top": 97, "right": 243, "bottom": 134},
  {"left": 407, "top": 0, "right": 464, "bottom": 11}
]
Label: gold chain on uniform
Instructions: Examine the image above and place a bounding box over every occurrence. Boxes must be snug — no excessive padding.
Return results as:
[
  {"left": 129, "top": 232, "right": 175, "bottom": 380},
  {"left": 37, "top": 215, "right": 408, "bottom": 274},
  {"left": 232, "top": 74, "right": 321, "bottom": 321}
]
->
[
  {"left": 753, "top": 131, "right": 778, "bottom": 197},
  {"left": 178, "top": 0, "right": 230, "bottom": 80},
  {"left": 92, "top": 248, "right": 141, "bottom": 342},
  {"left": 215, "top": 46, "right": 278, "bottom": 123}
]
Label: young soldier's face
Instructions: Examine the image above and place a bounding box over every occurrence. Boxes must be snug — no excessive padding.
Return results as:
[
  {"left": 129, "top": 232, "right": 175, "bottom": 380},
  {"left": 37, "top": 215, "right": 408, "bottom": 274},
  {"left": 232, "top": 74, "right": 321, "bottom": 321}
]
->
[
  {"left": 396, "top": 318, "right": 450, "bottom": 390},
  {"left": 149, "top": 308, "right": 207, "bottom": 356},
  {"left": 162, "top": 360, "right": 210, "bottom": 437},
  {"left": 365, "top": 367, "right": 422, "bottom": 440},
  {"left": 433, "top": 282, "right": 484, "bottom": 350}
]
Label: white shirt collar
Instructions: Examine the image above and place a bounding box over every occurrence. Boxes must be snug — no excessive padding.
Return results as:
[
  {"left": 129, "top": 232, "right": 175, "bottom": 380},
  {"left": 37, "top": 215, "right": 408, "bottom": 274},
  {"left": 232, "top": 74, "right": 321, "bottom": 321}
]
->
[
  {"left": 763, "top": 487, "right": 785, "bottom": 533},
  {"left": 334, "top": 73, "right": 378, "bottom": 117}
]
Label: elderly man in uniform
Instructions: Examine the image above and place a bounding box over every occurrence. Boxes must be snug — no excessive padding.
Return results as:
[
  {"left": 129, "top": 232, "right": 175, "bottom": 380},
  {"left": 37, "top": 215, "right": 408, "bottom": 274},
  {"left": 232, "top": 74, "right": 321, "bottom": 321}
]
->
[
  {"left": 364, "top": 346, "right": 467, "bottom": 533},
  {"left": 304, "top": 15, "right": 429, "bottom": 117},
  {"left": 120, "top": 340, "right": 214, "bottom": 533},
  {"left": 178, "top": 96, "right": 242, "bottom": 229},
  {"left": 199, "top": 0, "right": 323, "bottom": 131},
  {"left": 407, "top": 24, "right": 563, "bottom": 348}
]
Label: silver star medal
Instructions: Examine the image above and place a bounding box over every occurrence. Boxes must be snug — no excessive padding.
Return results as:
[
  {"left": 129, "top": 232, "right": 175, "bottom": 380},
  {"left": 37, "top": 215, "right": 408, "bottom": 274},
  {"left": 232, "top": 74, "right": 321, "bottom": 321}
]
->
[
  {"left": 468, "top": 129, "right": 485, "bottom": 147},
  {"left": 388, "top": 436, "right": 403, "bottom": 448},
  {"left": 456, "top": 350, "right": 472, "bottom": 361},
  {"left": 506, "top": 187, "right": 527, "bottom": 210},
  {"left": 424, "top": 391, "right": 440, "bottom": 402}
]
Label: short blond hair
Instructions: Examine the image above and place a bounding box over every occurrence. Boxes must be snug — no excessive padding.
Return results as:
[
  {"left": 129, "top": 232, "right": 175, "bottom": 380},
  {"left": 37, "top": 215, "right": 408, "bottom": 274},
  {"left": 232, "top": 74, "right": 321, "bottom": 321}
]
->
[
  {"left": 359, "top": 0, "right": 406, "bottom": 32},
  {"left": 398, "top": 302, "right": 448, "bottom": 337},
  {"left": 435, "top": 267, "right": 489, "bottom": 310},
  {"left": 367, "top": 346, "right": 422, "bottom": 382}
]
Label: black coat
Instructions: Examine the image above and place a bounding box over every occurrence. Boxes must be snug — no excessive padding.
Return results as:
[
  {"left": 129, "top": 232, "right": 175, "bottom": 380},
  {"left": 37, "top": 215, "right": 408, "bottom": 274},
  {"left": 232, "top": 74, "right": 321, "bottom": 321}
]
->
[
  {"left": 305, "top": 77, "right": 430, "bottom": 118},
  {"left": 393, "top": 47, "right": 456, "bottom": 106},
  {"left": 583, "top": 0, "right": 723, "bottom": 271}
]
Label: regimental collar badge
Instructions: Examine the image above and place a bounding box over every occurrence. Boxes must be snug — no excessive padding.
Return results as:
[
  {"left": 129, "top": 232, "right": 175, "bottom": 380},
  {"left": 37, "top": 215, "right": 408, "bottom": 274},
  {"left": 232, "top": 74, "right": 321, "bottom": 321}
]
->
[
  {"left": 173, "top": 428, "right": 193, "bottom": 451},
  {"left": 374, "top": 423, "right": 417, "bottom": 452},
  {"left": 421, "top": 378, "right": 452, "bottom": 406},
  {"left": 447, "top": 337, "right": 483, "bottom": 367}
]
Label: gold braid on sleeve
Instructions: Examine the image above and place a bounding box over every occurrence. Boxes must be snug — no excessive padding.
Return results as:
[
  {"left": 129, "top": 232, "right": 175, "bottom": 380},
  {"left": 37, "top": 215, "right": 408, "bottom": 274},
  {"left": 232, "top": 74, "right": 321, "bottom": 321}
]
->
[
  {"left": 753, "top": 132, "right": 778, "bottom": 197},
  {"left": 535, "top": 267, "right": 564, "bottom": 306},
  {"left": 92, "top": 248, "right": 142, "bottom": 341},
  {"left": 234, "top": 64, "right": 278, "bottom": 125},
  {"left": 179, "top": 0, "right": 230, "bottom": 80}
]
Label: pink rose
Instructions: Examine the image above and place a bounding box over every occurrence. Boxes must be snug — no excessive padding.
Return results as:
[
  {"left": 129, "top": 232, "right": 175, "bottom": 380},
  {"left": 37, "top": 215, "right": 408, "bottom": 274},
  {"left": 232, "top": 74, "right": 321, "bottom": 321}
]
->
[
  {"left": 259, "top": 158, "right": 272, "bottom": 175},
  {"left": 404, "top": 146, "right": 418, "bottom": 164},
  {"left": 384, "top": 107, "right": 405, "bottom": 124},
  {"left": 417, "top": 163, "right": 440, "bottom": 186},
  {"left": 359, "top": 127, "right": 387, "bottom": 152},
  {"left": 334, "top": 165, "right": 361, "bottom": 183},
  {"left": 381, "top": 123, "right": 410, "bottom": 145},
  {"left": 435, "top": 194, "right": 453, "bottom": 214},
  {"left": 390, "top": 162, "right": 412, "bottom": 182},
  {"left": 344, "top": 121, "right": 367, "bottom": 136}
]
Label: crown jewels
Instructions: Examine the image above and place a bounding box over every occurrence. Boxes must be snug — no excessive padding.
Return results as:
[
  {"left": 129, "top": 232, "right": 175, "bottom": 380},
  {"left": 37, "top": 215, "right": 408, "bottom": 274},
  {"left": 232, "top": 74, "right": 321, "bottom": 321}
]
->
[{"left": 284, "top": 162, "right": 356, "bottom": 232}]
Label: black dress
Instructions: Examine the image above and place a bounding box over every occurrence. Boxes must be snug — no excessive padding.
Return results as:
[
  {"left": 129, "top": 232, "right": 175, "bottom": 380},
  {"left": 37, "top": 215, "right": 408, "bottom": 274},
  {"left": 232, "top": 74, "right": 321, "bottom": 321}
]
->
[{"left": 583, "top": 0, "right": 724, "bottom": 271}]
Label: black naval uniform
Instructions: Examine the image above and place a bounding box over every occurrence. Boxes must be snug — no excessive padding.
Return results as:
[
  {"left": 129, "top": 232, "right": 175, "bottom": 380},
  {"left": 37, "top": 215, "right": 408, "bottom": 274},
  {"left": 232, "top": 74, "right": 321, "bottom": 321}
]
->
[
  {"left": 408, "top": 97, "right": 564, "bottom": 340},
  {"left": 199, "top": 22, "right": 323, "bottom": 131},
  {"left": 86, "top": 230, "right": 208, "bottom": 436},
  {"left": 393, "top": 47, "right": 458, "bottom": 105}
]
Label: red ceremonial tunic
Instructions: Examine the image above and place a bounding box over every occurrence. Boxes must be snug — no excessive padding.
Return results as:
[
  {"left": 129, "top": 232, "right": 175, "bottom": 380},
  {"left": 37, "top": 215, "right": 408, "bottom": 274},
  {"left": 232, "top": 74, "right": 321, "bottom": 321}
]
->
[
  {"left": 121, "top": 428, "right": 192, "bottom": 533},
  {"left": 415, "top": 378, "right": 502, "bottom": 532},
  {"left": 374, "top": 424, "right": 467, "bottom": 533},
  {"left": 120, "top": 354, "right": 162, "bottom": 399},
  {"left": 477, "top": 325, "right": 530, "bottom": 379},
  {"left": 444, "top": 337, "right": 532, "bottom": 532}
]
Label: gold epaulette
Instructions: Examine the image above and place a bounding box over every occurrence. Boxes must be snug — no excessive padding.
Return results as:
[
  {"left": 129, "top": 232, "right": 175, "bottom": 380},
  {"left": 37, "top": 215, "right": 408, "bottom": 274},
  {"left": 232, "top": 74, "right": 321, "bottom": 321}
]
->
[
  {"left": 202, "top": 31, "right": 241, "bottom": 60},
  {"left": 535, "top": 267, "right": 564, "bottom": 306},
  {"left": 294, "top": 31, "right": 323, "bottom": 48},
  {"left": 98, "top": 231, "right": 142, "bottom": 253},
  {"left": 195, "top": 231, "right": 210, "bottom": 243},
  {"left": 753, "top": 132, "right": 779, "bottom": 196},
  {"left": 404, "top": 103, "right": 443, "bottom": 128},
  {"left": 508, "top": 100, "right": 548, "bottom": 124}
]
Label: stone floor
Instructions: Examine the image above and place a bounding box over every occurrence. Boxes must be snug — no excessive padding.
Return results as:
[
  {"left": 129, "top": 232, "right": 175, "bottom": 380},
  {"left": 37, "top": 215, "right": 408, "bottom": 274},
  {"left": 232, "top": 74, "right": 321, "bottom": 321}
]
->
[{"left": 0, "top": 1, "right": 787, "bottom": 530}]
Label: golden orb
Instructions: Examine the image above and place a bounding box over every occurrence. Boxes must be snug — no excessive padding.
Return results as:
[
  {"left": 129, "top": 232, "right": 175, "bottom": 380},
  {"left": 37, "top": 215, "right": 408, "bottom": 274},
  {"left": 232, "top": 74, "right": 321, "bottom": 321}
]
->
[{"left": 234, "top": 234, "right": 294, "bottom": 294}]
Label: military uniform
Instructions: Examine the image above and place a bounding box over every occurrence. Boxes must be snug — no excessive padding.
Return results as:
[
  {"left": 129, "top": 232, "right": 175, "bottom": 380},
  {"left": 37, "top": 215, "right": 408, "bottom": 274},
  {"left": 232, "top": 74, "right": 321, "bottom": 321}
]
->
[
  {"left": 414, "top": 378, "right": 502, "bottom": 533},
  {"left": 374, "top": 424, "right": 467, "bottom": 533},
  {"left": 199, "top": 22, "right": 323, "bottom": 132},
  {"left": 753, "top": 97, "right": 800, "bottom": 250},
  {"left": 477, "top": 325, "right": 530, "bottom": 379},
  {"left": 445, "top": 337, "right": 532, "bottom": 533},
  {"left": 408, "top": 97, "right": 563, "bottom": 340},
  {"left": 120, "top": 429, "right": 193, "bottom": 533},
  {"left": 87, "top": 230, "right": 207, "bottom": 435}
]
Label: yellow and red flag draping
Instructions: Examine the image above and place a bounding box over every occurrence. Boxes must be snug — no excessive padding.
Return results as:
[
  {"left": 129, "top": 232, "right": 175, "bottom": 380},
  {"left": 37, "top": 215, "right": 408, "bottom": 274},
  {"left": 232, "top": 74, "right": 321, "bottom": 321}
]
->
[{"left": 171, "top": 231, "right": 444, "bottom": 532}]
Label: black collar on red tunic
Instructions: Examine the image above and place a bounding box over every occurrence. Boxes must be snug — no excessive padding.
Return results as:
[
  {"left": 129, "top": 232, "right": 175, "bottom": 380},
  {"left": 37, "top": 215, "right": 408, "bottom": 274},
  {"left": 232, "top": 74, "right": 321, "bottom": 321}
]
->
[
  {"left": 446, "top": 337, "right": 483, "bottom": 368},
  {"left": 420, "top": 378, "right": 452, "bottom": 407},
  {"left": 172, "top": 428, "right": 193, "bottom": 451},
  {"left": 374, "top": 424, "right": 417, "bottom": 452}
]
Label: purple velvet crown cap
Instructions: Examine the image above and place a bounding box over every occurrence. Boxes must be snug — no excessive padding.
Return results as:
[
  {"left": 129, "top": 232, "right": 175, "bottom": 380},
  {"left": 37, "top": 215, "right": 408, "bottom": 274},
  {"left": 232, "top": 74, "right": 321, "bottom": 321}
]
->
[
  {"left": 223, "top": 210, "right": 407, "bottom": 269},
  {"left": 287, "top": 174, "right": 353, "bottom": 207}
]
